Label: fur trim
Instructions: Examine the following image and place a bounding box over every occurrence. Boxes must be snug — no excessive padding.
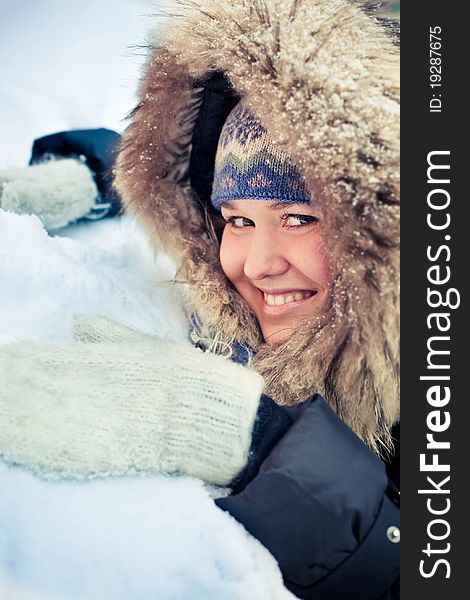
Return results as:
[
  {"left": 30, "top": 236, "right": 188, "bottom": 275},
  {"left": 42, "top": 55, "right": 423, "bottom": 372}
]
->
[{"left": 115, "top": 0, "right": 400, "bottom": 453}]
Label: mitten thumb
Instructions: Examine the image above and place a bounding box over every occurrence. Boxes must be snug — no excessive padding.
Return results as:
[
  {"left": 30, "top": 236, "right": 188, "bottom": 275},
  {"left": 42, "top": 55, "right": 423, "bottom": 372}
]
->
[{"left": 73, "top": 314, "right": 155, "bottom": 344}]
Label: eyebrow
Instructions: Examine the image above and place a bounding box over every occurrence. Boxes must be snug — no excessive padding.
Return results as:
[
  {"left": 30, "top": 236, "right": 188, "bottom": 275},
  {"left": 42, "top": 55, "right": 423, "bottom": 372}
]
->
[{"left": 220, "top": 201, "right": 311, "bottom": 211}]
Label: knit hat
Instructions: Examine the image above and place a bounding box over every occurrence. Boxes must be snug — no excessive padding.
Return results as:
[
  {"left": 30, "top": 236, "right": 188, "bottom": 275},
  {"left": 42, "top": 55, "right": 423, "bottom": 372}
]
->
[{"left": 211, "top": 102, "right": 310, "bottom": 210}]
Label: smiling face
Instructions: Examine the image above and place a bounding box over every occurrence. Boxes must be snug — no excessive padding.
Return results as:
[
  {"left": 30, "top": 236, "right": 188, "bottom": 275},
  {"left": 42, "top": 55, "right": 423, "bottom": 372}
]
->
[{"left": 219, "top": 200, "right": 332, "bottom": 344}]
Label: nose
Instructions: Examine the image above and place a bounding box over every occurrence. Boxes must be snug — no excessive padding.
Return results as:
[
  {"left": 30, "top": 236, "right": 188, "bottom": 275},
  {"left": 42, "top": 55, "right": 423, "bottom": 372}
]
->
[{"left": 243, "top": 228, "right": 289, "bottom": 281}]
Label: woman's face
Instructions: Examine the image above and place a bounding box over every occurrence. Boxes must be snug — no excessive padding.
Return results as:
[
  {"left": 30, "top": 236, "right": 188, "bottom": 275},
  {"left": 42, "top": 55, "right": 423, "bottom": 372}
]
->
[{"left": 219, "top": 200, "right": 332, "bottom": 344}]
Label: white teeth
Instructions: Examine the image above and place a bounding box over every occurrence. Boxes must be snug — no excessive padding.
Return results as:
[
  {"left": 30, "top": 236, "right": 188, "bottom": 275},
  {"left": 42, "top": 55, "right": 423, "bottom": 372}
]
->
[{"left": 263, "top": 291, "right": 314, "bottom": 306}]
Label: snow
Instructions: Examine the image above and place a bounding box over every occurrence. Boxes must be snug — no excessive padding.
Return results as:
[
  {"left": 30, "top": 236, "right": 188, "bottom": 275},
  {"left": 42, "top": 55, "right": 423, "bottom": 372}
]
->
[
  {"left": 0, "top": 465, "right": 292, "bottom": 600},
  {"left": 0, "top": 2, "right": 293, "bottom": 598},
  {"left": 0, "top": 210, "right": 188, "bottom": 344},
  {"left": 0, "top": 0, "right": 158, "bottom": 167}
]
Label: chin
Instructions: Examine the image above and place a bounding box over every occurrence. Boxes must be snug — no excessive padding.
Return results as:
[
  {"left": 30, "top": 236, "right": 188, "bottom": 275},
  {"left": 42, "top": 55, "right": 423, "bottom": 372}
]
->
[{"left": 259, "top": 323, "right": 293, "bottom": 345}]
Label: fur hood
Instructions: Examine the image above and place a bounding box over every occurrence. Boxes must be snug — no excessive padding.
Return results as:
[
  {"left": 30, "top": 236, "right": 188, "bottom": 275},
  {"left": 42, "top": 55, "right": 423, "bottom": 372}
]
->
[{"left": 115, "top": 0, "right": 400, "bottom": 453}]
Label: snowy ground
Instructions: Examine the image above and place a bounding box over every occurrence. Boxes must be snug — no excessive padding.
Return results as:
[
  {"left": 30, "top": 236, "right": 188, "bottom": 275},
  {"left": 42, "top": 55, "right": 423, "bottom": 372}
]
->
[
  {"left": 0, "top": 2, "right": 292, "bottom": 598},
  {"left": 0, "top": 465, "right": 292, "bottom": 600},
  {"left": 0, "top": 0, "right": 158, "bottom": 167},
  {"left": 0, "top": 210, "right": 189, "bottom": 345}
]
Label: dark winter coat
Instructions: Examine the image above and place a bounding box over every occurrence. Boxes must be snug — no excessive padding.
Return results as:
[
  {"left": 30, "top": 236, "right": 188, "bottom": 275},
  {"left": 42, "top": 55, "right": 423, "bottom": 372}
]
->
[
  {"left": 32, "top": 1, "right": 401, "bottom": 596},
  {"left": 219, "top": 393, "right": 400, "bottom": 600}
]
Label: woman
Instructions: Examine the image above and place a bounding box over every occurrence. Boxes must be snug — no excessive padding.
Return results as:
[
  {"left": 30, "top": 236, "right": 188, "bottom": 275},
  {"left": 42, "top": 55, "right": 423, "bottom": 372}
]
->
[
  {"left": 0, "top": 1, "right": 400, "bottom": 598},
  {"left": 115, "top": 1, "right": 400, "bottom": 597}
]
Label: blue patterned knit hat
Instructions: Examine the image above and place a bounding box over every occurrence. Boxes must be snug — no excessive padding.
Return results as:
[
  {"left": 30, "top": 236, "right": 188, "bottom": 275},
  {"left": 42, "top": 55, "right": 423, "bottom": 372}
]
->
[{"left": 211, "top": 102, "right": 311, "bottom": 210}]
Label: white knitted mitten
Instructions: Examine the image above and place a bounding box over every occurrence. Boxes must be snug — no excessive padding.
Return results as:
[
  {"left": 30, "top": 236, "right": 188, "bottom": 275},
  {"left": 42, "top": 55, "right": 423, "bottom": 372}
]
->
[
  {"left": 0, "top": 337, "right": 264, "bottom": 485},
  {"left": 0, "top": 159, "right": 97, "bottom": 229},
  {"left": 73, "top": 314, "right": 152, "bottom": 344}
]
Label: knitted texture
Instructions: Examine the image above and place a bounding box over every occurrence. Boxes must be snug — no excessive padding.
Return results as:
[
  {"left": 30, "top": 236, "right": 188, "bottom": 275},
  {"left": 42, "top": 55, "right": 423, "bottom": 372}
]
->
[
  {"left": 73, "top": 314, "right": 148, "bottom": 344},
  {"left": 0, "top": 336, "right": 264, "bottom": 485},
  {"left": 0, "top": 159, "right": 97, "bottom": 230},
  {"left": 211, "top": 102, "right": 310, "bottom": 210}
]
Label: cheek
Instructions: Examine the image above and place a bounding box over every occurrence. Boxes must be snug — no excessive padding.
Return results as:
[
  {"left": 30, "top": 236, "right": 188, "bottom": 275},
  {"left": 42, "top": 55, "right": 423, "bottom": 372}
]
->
[
  {"left": 300, "top": 236, "right": 332, "bottom": 287},
  {"left": 219, "top": 229, "right": 245, "bottom": 284}
]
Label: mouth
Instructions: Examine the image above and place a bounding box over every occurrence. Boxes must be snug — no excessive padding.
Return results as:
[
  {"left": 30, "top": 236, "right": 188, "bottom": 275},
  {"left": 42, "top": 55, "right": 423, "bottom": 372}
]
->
[
  {"left": 258, "top": 288, "right": 318, "bottom": 316},
  {"left": 262, "top": 289, "right": 315, "bottom": 306}
]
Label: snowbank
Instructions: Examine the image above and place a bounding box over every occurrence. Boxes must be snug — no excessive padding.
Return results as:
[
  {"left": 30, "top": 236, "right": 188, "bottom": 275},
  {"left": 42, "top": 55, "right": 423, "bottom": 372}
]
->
[
  {"left": 0, "top": 209, "right": 188, "bottom": 344},
  {"left": 0, "top": 463, "right": 292, "bottom": 600}
]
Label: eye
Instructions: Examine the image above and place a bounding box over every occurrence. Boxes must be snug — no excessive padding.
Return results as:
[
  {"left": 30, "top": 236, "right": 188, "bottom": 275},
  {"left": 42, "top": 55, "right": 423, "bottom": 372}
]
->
[
  {"left": 281, "top": 214, "right": 319, "bottom": 229},
  {"left": 224, "top": 216, "right": 254, "bottom": 229}
]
